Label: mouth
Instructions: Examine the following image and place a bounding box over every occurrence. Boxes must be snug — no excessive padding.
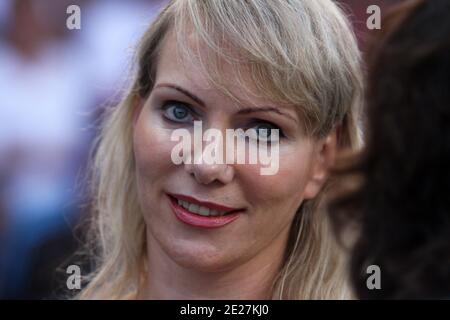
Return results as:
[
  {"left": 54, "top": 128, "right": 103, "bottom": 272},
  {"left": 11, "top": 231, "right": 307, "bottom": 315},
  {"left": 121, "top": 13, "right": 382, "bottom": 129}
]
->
[{"left": 167, "top": 193, "right": 245, "bottom": 228}]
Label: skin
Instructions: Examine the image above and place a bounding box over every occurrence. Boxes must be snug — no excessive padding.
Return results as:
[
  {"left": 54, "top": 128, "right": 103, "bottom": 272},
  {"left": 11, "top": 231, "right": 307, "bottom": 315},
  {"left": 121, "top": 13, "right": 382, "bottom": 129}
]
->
[{"left": 133, "top": 32, "right": 337, "bottom": 299}]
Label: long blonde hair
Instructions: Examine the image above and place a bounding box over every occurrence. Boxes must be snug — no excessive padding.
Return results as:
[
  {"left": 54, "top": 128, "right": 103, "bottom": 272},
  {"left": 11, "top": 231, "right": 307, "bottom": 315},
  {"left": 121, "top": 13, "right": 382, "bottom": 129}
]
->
[{"left": 79, "top": 0, "right": 363, "bottom": 299}]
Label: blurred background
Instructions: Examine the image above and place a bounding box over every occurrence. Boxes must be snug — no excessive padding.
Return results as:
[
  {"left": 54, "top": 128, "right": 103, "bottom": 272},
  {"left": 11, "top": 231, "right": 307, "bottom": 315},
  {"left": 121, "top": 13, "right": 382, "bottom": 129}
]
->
[{"left": 0, "top": 0, "right": 401, "bottom": 299}]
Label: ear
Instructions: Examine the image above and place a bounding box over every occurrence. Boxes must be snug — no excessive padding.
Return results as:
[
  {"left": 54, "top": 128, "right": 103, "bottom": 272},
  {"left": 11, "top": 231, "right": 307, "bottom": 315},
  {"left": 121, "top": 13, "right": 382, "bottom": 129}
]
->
[
  {"left": 303, "top": 130, "right": 338, "bottom": 200},
  {"left": 132, "top": 95, "right": 144, "bottom": 126}
]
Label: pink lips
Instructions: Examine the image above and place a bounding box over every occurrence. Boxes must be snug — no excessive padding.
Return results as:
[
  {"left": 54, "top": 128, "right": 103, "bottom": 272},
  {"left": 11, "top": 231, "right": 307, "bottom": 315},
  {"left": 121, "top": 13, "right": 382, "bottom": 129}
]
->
[{"left": 167, "top": 194, "right": 244, "bottom": 229}]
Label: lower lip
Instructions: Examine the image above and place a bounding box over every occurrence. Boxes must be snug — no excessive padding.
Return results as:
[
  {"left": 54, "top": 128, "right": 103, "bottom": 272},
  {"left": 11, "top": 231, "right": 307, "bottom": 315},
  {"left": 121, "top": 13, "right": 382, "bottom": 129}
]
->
[{"left": 168, "top": 195, "right": 242, "bottom": 229}]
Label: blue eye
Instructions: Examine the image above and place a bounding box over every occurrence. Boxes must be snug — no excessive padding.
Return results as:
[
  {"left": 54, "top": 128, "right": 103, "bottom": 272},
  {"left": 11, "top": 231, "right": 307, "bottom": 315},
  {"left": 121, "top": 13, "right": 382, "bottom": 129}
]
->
[{"left": 162, "top": 102, "right": 194, "bottom": 123}]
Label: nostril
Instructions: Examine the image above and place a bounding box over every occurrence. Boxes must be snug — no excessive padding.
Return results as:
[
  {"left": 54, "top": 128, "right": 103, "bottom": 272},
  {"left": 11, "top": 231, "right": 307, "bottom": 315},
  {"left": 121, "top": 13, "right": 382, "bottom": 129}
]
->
[{"left": 184, "top": 157, "right": 235, "bottom": 185}]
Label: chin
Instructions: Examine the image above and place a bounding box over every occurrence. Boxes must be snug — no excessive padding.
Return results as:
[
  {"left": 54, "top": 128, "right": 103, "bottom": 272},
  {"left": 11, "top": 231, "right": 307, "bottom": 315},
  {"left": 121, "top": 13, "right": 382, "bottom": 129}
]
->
[{"left": 166, "top": 240, "right": 240, "bottom": 273}]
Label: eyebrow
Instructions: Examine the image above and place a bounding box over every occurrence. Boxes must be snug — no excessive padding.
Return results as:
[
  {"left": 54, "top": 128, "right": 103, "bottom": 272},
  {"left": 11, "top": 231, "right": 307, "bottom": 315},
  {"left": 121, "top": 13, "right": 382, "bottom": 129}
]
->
[
  {"left": 154, "top": 83, "right": 298, "bottom": 123},
  {"left": 235, "top": 106, "right": 297, "bottom": 124},
  {"left": 155, "top": 83, "right": 205, "bottom": 106}
]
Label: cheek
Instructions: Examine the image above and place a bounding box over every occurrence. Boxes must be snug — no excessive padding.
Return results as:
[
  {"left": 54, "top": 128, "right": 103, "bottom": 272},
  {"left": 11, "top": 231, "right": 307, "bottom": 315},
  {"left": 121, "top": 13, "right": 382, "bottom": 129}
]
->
[
  {"left": 232, "top": 147, "right": 315, "bottom": 251},
  {"left": 276, "top": 149, "right": 313, "bottom": 193},
  {"left": 239, "top": 145, "right": 314, "bottom": 209},
  {"left": 133, "top": 108, "right": 175, "bottom": 178}
]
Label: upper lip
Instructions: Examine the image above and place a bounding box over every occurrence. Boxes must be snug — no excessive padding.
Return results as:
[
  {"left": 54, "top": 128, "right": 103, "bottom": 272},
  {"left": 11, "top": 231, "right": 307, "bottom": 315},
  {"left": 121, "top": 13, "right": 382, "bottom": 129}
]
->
[{"left": 167, "top": 193, "right": 244, "bottom": 213}]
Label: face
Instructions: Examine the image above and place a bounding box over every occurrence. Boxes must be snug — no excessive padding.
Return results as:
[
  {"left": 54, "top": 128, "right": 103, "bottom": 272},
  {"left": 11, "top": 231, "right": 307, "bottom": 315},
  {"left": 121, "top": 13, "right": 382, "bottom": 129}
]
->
[{"left": 132, "top": 32, "right": 336, "bottom": 272}]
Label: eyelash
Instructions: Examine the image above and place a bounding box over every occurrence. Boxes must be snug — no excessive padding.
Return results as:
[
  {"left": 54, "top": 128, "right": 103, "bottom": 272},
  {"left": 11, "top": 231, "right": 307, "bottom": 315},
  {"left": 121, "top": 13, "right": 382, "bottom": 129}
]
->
[{"left": 160, "top": 100, "right": 286, "bottom": 139}]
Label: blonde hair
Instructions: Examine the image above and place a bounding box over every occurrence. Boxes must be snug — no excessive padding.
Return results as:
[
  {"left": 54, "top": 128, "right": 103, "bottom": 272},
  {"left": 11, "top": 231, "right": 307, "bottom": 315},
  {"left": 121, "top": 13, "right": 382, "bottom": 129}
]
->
[{"left": 79, "top": 0, "right": 363, "bottom": 299}]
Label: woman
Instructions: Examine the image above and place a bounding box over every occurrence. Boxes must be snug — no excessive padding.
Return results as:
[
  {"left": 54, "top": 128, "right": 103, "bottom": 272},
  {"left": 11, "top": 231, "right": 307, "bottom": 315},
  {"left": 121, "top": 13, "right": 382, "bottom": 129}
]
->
[
  {"left": 79, "top": 0, "right": 363, "bottom": 299},
  {"left": 330, "top": 0, "right": 450, "bottom": 299}
]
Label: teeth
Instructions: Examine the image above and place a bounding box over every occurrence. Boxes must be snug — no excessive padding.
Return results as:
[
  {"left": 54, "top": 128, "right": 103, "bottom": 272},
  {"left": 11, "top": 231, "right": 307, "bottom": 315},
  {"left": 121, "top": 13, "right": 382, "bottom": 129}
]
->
[
  {"left": 198, "top": 206, "right": 210, "bottom": 216},
  {"left": 177, "top": 199, "right": 226, "bottom": 216},
  {"left": 188, "top": 203, "right": 199, "bottom": 213},
  {"left": 178, "top": 200, "right": 189, "bottom": 209}
]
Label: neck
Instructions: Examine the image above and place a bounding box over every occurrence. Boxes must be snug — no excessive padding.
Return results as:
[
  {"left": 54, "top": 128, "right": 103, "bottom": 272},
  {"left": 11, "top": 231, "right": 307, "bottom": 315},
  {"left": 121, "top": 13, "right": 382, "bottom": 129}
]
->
[{"left": 137, "top": 228, "right": 289, "bottom": 300}]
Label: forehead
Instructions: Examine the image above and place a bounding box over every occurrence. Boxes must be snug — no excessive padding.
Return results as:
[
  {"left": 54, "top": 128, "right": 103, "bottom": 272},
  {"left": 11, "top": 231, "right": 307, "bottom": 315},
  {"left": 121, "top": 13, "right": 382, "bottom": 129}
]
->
[
  {"left": 153, "top": 30, "right": 291, "bottom": 111},
  {"left": 155, "top": 31, "right": 214, "bottom": 91}
]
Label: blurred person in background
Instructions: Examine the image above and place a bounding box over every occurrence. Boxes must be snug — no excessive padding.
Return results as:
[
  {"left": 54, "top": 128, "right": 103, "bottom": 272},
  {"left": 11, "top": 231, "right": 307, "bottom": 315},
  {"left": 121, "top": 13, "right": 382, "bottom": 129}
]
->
[
  {"left": 0, "top": 0, "right": 165, "bottom": 299},
  {"left": 0, "top": 0, "right": 91, "bottom": 299},
  {"left": 330, "top": 0, "right": 450, "bottom": 299}
]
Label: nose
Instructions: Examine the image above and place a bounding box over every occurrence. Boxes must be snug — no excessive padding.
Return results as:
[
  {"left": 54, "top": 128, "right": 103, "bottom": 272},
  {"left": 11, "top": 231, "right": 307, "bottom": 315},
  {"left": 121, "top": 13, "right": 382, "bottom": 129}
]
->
[
  {"left": 185, "top": 161, "right": 234, "bottom": 185},
  {"left": 184, "top": 134, "right": 235, "bottom": 185}
]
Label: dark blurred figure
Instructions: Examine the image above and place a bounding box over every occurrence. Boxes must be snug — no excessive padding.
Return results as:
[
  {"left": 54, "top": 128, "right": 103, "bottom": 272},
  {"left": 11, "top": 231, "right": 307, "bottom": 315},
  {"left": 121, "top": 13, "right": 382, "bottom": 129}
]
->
[{"left": 331, "top": 0, "right": 450, "bottom": 299}]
